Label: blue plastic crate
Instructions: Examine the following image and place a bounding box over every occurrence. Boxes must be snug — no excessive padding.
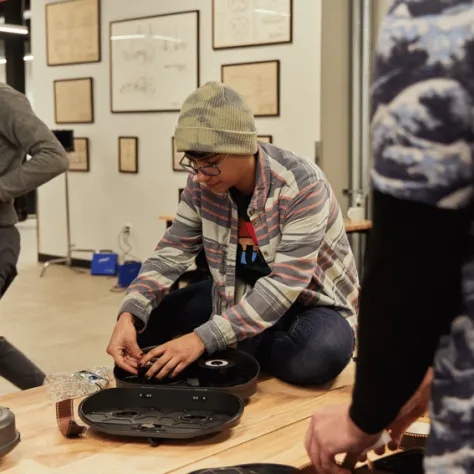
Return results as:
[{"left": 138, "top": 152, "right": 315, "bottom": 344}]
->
[
  {"left": 91, "top": 252, "right": 118, "bottom": 276},
  {"left": 117, "top": 261, "right": 142, "bottom": 288}
]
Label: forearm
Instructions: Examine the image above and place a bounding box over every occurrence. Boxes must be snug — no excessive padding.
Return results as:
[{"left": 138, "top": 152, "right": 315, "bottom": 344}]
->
[
  {"left": 120, "top": 249, "right": 199, "bottom": 326},
  {"left": 0, "top": 145, "right": 69, "bottom": 201},
  {"left": 195, "top": 265, "right": 311, "bottom": 352},
  {"left": 0, "top": 87, "right": 69, "bottom": 201},
  {"left": 120, "top": 206, "right": 203, "bottom": 327},
  {"left": 196, "top": 181, "right": 329, "bottom": 353},
  {"left": 350, "top": 190, "right": 470, "bottom": 434}
]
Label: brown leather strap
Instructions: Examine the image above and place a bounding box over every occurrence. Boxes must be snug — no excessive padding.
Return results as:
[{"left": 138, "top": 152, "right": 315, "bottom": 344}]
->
[{"left": 56, "top": 398, "right": 86, "bottom": 438}]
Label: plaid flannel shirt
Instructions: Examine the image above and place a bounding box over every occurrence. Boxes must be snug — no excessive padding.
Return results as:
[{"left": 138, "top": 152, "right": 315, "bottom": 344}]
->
[{"left": 120, "top": 142, "right": 359, "bottom": 353}]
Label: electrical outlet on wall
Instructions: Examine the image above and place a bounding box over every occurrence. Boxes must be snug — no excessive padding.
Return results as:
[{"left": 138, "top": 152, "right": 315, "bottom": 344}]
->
[{"left": 124, "top": 223, "right": 132, "bottom": 234}]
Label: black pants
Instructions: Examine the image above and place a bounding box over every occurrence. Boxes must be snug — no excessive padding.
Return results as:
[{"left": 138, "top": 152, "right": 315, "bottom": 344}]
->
[
  {"left": 0, "top": 226, "right": 45, "bottom": 390},
  {"left": 138, "top": 280, "right": 355, "bottom": 386}
]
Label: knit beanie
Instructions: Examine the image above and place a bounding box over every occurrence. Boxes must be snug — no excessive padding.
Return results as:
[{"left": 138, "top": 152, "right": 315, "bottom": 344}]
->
[{"left": 174, "top": 81, "right": 258, "bottom": 155}]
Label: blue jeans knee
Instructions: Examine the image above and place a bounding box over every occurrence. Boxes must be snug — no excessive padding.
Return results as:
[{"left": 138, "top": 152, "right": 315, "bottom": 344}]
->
[{"left": 256, "top": 306, "right": 355, "bottom": 386}]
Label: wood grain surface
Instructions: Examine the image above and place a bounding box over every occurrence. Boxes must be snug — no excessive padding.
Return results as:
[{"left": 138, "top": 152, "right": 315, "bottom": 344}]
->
[{"left": 0, "top": 364, "right": 355, "bottom": 473}]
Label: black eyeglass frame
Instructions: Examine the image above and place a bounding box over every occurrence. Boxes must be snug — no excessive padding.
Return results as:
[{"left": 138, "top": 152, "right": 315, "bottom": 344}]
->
[{"left": 179, "top": 153, "right": 229, "bottom": 176}]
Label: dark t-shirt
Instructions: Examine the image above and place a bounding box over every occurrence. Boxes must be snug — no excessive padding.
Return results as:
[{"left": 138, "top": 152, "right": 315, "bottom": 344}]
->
[{"left": 230, "top": 187, "right": 271, "bottom": 286}]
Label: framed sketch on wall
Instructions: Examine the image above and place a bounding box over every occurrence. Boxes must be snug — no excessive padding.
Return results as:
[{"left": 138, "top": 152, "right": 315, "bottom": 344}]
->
[
  {"left": 222, "top": 60, "right": 280, "bottom": 117},
  {"left": 172, "top": 137, "right": 186, "bottom": 172},
  {"left": 213, "top": 0, "right": 292, "bottom": 50},
  {"left": 54, "top": 77, "right": 94, "bottom": 124},
  {"left": 110, "top": 10, "right": 200, "bottom": 113},
  {"left": 118, "top": 136, "right": 139, "bottom": 173},
  {"left": 258, "top": 135, "right": 273, "bottom": 143},
  {"left": 46, "top": 0, "right": 101, "bottom": 66},
  {"left": 68, "top": 137, "right": 89, "bottom": 172}
]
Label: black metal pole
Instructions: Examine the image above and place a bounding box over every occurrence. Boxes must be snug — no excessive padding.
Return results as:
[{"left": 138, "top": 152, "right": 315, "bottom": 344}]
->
[{"left": 4, "top": 0, "right": 25, "bottom": 94}]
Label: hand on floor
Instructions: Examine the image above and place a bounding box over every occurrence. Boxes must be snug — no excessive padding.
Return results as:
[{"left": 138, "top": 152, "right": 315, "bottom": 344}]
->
[
  {"left": 106, "top": 312, "right": 143, "bottom": 375},
  {"left": 305, "top": 403, "right": 380, "bottom": 474},
  {"left": 139, "top": 333, "right": 206, "bottom": 380}
]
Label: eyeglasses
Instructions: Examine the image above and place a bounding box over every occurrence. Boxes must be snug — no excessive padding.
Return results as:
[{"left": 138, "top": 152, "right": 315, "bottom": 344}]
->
[{"left": 179, "top": 153, "right": 228, "bottom": 176}]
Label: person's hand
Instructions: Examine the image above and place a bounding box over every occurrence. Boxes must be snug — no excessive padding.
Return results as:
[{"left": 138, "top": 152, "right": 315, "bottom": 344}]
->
[
  {"left": 305, "top": 403, "right": 381, "bottom": 474},
  {"left": 383, "top": 368, "right": 432, "bottom": 452},
  {"left": 139, "top": 333, "right": 206, "bottom": 380},
  {"left": 106, "top": 312, "right": 143, "bottom": 374}
]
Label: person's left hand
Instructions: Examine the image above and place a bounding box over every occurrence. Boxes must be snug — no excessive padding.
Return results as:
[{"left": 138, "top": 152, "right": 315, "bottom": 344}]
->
[
  {"left": 139, "top": 333, "right": 206, "bottom": 380},
  {"left": 305, "top": 403, "right": 381, "bottom": 474}
]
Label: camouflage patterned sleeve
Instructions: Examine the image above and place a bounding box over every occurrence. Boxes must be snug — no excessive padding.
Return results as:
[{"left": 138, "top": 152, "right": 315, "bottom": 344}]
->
[
  {"left": 370, "top": 0, "right": 474, "bottom": 208},
  {"left": 349, "top": 0, "right": 474, "bottom": 434}
]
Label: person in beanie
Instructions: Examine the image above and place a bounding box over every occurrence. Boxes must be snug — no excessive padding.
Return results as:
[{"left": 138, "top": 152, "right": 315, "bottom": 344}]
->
[{"left": 107, "top": 81, "right": 359, "bottom": 386}]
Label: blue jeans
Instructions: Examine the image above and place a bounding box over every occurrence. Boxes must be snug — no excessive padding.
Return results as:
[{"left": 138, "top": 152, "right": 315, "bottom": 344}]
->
[{"left": 138, "top": 280, "right": 355, "bottom": 386}]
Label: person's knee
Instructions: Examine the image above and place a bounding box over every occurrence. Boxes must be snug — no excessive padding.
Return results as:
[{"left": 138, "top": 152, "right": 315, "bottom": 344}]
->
[
  {"left": 276, "top": 334, "right": 354, "bottom": 386},
  {"left": 280, "top": 354, "right": 349, "bottom": 386}
]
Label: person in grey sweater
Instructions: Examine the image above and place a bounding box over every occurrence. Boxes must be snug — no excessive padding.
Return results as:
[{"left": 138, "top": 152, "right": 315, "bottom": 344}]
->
[{"left": 0, "top": 82, "right": 69, "bottom": 389}]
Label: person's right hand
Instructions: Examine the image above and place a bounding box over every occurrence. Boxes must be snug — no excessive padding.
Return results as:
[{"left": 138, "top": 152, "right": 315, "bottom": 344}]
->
[
  {"left": 373, "top": 367, "right": 433, "bottom": 456},
  {"left": 387, "top": 367, "right": 433, "bottom": 450},
  {"left": 106, "top": 312, "right": 143, "bottom": 374}
]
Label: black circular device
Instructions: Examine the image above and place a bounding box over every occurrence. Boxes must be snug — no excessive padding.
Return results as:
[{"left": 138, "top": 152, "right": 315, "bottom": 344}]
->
[
  {"left": 199, "top": 358, "right": 234, "bottom": 369},
  {"left": 78, "top": 387, "right": 245, "bottom": 441},
  {"left": 114, "top": 348, "right": 260, "bottom": 399},
  {"left": 0, "top": 407, "right": 20, "bottom": 457}
]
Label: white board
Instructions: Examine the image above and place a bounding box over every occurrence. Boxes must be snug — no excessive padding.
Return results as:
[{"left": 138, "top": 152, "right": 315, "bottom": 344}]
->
[
  {"left": 213, "top": 0, "right": 292, "bottom": 49},
  {"left": 110, "top": 10, "right": 199, "bottom": 113}
]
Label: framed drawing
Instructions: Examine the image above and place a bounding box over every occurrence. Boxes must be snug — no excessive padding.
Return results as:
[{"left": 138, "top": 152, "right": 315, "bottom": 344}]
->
[
  {"left": 258, "top": 135, "right": 273, "bottom": 143},
  {"left": 172, "top": 137, "right": 186, "bottom": 172},
  {"left": 222, "top": 60, "right": 280, "bottom": 117},
  {"left": 118, "top": 136, "right": 139, "bottom": 173},
  {"left": 54, "top": 77, "right": 94, "bottom": 124},
  {"left": 110, "top": 10, "right": 200, "bottom": 113},
  {"left": 68, "top": 137, "right": 89, "bottom": 172},
  {"left": 213, "top": 0, "right": 292, "bottom": 50},
  {"left": 46, "top": 0, "right": 101, "bottom": 66}
]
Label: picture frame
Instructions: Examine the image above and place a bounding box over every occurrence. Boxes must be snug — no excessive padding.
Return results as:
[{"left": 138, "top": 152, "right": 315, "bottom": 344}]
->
[
  {"left": 54, "top": 77, "right": 94, "bottom": 124},
  {"left": 172, "top": 136, "right": 186, "bottom": 172},
  {"left": 118, "top": 136, "right": 139, "bottom": 174},
  {"left": 213, "top": 0, "right": 293, "bottom": 50},
  {"left": 68, "top": 137, "right": 90, "bottom": 172},
  {"left": 221, "top": 60, "right": 280, "bottom": 117},
  {"left": 110, "top": 10, "right": 200, "bottom": 113},
  {"left": 258, "top": 135, "right": 273, "bottom": 143},
  {"left": 46, "top": 0, "right": 101, "bottom": 66}
]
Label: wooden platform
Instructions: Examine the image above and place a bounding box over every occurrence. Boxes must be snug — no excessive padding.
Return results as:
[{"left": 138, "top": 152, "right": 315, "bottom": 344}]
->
[{"left": 0, "top": 363, "right": 356, "bottom": 473}]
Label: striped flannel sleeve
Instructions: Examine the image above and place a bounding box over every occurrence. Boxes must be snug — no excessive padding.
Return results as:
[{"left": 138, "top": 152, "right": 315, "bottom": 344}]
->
[
  {"left": 118, "top": 175, "right": 202, "bottom": 328},
  {"left": 194, "top": 180, "right": 330, "bottom": 353}
]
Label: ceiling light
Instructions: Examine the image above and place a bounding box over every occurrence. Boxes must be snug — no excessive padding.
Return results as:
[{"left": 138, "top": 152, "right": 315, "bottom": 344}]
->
[
  {"left": 0, "top": 24, "right": 28, "bottom": 35},
  {"left": 0, "top": 55, "right": 34, "bottom": 63}
]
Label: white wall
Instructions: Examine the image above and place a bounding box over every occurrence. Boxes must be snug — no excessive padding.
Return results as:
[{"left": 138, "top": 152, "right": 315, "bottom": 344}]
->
[
  {"left": 32, "top": 0, "right": 322, "bottom": 261},
  {"left": 0, "top": 59, "right": 34, "bottom": 105}
]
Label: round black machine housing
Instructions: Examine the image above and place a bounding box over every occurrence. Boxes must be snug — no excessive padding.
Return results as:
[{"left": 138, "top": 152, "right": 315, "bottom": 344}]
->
[
  {"left": 78, "top": 386, "right": 244, "bottom": 440},
  {"left": 113, "top": 348, "right": 260, "bottom": 400}
]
